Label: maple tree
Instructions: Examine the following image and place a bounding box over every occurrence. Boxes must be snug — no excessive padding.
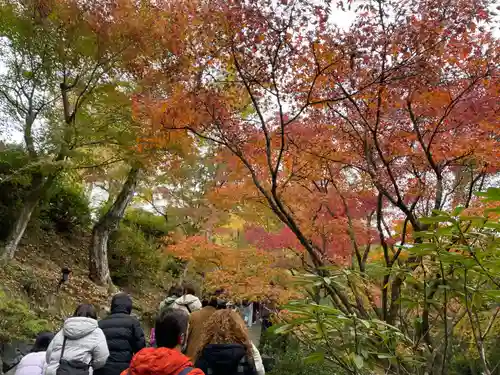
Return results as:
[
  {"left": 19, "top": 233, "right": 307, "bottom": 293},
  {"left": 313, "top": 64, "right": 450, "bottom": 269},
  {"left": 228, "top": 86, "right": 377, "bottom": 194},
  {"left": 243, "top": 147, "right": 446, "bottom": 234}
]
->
[
  {"left": 0, "top": 0, "right": 200, "bottom": 287},
  {"left": 0, "top": 0, "right": 497, "bottom": 370},
  {"left": 87, "top": 102, "right": 196, "bottom": 285},
  {"left": 144, "top": 0, "right": 500, "bottom": 372},
  {"left": 166, "top": 230, "right": 302, "bottom": 304},
  {"left": 154, "top": 0, "right": 498, "bottom": 292}
]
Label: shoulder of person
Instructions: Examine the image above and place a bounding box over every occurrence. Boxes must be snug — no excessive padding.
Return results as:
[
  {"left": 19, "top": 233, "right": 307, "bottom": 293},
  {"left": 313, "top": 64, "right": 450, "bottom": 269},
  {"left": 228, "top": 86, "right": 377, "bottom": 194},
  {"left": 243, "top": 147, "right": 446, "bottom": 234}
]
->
[
  {"left": 16, "top": 352, "right": 43, "bottom": 368},
  {"left": 93, "top": 327, "right": 108, "bottom": 341},
  {"left": 102, "top": 312, "right": 136, "bottom": 324},
  {"left": 51, "top": 330, "right": 64, "bottom": 345}
]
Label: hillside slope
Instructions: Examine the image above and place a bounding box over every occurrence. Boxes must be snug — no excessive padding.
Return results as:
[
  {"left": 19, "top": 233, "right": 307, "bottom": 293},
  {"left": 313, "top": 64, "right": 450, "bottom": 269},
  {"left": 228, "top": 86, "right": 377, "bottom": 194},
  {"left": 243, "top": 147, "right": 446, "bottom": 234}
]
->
[{"left": 0, "top": 229, "right": 162, "bottom": 343}]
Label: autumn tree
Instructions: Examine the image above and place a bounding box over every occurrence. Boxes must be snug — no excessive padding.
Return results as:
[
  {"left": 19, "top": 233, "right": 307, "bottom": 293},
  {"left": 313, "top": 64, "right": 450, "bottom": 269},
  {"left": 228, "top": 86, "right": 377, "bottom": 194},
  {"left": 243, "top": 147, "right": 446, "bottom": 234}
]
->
[
  {"left": 166, "top": 226, "right": 302, "bottom": 303},
  {"left": 136, "top": 141, "right": 218, "bottom": 236},
  {"left": 83, "top": 85, "right": 200, "bottom": 284},
  {"left": 0, "top": 0, "right": 202, "bottom": 291},
  {"left": 149, "top": 0, "right": 499, "bottom": 371},
  {"left": 0, "top": 0, "right": 172, "bottom": 260}
]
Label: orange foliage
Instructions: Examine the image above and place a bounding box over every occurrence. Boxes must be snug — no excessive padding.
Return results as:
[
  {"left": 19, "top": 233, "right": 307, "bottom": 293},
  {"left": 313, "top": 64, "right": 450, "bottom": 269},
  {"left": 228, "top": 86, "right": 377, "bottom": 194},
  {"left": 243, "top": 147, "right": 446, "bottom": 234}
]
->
[
  {"left": 166, "top": 236, "right": 302, "bottom": 303},
  {"left": 136, "top": 0, "right": 498, "bottom": 315}
]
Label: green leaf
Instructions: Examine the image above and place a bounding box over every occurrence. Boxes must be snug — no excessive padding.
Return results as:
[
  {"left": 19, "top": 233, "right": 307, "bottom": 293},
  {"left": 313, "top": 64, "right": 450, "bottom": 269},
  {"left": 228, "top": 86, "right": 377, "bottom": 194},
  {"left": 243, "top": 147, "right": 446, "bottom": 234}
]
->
[
  {"left": 435, "top": 226, "right": 455, "bottom": 236},
  {"left": 483, "top": 290, "right": 500, "bottom": 301},
  {"left": 472, "top": 293, "right": 483, "bottom": 307},
  {"left": 304, "top": 351, "right": 325, "bottom": 364},
  {"left": 459, "top": 215, "right": 483, "bottom": 221},
  {"left": 270, "top": 324, "right": 292, "bottom": 335},
  {"left": 377, "top": 353, "right": 395, "bottom": 359},
  {"left": 353, "top": 354, "right": 364, "bottom": 369},
  {"left": 420, "top": 216, "right": 452, "bottom": 224},
  {"left": 483, "top": 222, "right": 500, "bottom": 230},
  {"left": 414, "top": 231, "right": 436, "bottom": 239},
  {"left": 360, "top": 319, "right": 371, "bottom": 329},
  {"left": 408, "top": 242, "right": 437, "bottom": 255},
  {"left": 22, "top": 70, "right": 33, "bottom": 79},
  {"left": 476, "top": 188, "right": 500, "bottom": 201},
  {"left": 431, "top": 209, "right": 450, "bottom": 217},
  {"left": 452, "top": 206, "right": 465, "bottom": 216}
]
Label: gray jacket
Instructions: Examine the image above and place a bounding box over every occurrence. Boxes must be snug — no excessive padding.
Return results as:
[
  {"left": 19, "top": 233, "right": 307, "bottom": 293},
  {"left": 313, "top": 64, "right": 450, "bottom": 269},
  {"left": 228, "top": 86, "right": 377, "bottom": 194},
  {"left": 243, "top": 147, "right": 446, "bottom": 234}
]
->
[
  {"left": 159, "top": 294, "right": 202, "bottom": 314},
  {"left": 172, "top": 294, "right": 202, "bottom": 314},
  {"left": 44, "top": 317, "right": 109, "bottom": 375}
]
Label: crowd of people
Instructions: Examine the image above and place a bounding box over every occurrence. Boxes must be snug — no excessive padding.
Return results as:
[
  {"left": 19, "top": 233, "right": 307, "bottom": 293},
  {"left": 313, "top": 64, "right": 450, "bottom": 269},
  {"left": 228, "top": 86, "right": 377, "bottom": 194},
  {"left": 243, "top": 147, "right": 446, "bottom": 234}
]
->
[{"left": 10, "top": 283, "right": 268, "bottom": 375}]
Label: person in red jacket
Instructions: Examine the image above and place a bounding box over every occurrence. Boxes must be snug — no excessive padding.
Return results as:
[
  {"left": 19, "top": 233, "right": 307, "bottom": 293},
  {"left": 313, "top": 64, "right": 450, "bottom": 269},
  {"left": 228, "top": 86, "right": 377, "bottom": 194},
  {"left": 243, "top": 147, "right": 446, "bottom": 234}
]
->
[{"left": 121, "top": 308, "right": 204, "bottom": 375}]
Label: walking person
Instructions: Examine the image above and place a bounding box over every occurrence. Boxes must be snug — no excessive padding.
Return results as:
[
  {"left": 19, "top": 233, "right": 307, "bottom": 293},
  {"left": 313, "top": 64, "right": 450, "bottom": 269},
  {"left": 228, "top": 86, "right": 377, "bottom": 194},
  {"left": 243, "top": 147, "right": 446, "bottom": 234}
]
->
[
  {"left": 159, "top": 285, "right": 184, "bottom": 312},
  {"left": 45, "top": 304, "right": 109, "bottom": 375},
  {"left": 120, "top": 308, "right": 204, "bottom": 375},
  {"left": 194, "top": 309, "right": 265, "bottom": 375},
  {"left": 184, "top": 296, "right": 218, "bottom": 359},
  {"left": 240, "top": 301, "right": 253, "bottom": 328},
  {"left": 95, "top": 293, "right": 145, "bottom": 375},
  {"left": 172, "top": 283, "right": 202, "bottom": 315},
  {"left": 14, "top": 332, "right": 54, "bottom": 375},
  {"left": 155, "top": 283, "right": 201, "bottom": 348}
]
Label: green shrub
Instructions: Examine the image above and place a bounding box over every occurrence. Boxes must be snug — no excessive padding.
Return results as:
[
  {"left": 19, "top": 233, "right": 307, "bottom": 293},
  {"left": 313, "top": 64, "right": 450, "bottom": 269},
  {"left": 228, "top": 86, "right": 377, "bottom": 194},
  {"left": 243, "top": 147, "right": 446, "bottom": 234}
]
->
[
  {"left": 0, "top": 145, "right": 33, "bottom": 240},
  {"left": 107, "top": 208, "right": 181, "bottom": 288},
  {"left": 160, "top": 255, "right": 186, "bottom": 279},
  {"left": 0, "top": 290, "right": 54, "bottom": 342},
  {"left": 261, "top": 332, "right": 340, "bottom": 375},
  {"left": 0, "top": 145, "right": 91, "bottom": 236},
  {"left": 123, "top": 208, "right": 172, "bottom": 239},
  {"left": 266, "top": 188, "right": 500, "bottom": 375},
  {"left": 39, "top": 177, "right": 91, "bottom": 232},
  {"left": 108, "top": 222, "right": 161, "bottom": 287}
]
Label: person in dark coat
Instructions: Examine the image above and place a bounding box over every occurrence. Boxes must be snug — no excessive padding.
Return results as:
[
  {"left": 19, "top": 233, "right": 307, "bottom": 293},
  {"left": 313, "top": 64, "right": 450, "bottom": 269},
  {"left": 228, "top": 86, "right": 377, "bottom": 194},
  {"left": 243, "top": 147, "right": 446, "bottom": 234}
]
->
[{"left": 95, "top": 293, "right": 146, "bottom": 375}]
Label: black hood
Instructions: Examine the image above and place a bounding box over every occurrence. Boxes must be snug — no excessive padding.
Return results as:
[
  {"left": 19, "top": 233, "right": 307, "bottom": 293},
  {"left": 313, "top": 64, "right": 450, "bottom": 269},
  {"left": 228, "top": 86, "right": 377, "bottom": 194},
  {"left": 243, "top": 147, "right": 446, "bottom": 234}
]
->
[
  {"left": 200, "top": 344, "right": 247, "bottom": 370},
  {"left": 32, "top": 332, "right": 55, "bottom": 352},
  {"left": 111, "top": 293, "right": 132, "bottom": 314}
]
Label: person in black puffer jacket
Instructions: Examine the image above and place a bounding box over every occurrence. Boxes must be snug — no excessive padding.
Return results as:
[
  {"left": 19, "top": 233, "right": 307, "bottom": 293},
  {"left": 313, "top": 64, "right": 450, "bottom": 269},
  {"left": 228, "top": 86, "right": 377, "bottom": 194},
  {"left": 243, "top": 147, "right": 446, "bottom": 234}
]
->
[{"left": 95, "top": 293, "right": 146, "bottom": 375}]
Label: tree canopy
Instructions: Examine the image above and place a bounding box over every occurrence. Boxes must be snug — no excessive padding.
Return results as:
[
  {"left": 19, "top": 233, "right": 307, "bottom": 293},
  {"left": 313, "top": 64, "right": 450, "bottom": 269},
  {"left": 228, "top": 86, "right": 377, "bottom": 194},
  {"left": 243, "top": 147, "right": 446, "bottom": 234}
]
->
[{"left": 0, "top": 0, "right": 499, "bottom": 373}]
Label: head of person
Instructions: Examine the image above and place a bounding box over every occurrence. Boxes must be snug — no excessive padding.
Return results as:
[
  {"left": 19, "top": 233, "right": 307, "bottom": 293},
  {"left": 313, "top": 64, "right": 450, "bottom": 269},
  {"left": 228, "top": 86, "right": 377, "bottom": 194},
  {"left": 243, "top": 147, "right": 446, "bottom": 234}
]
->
[
  {"left": 206, "top": 296, "right": 218, "bottom": 308},
  {"left": 194, "top": 309, "right": 252, "bottom": 361},
  {"left": 110, "top": 292, "right": 133, "bottom": 315},
  {"left": 155, "top": 307, "right": 189, "bottom": 350},
  {"left": 182, "top": 282, "right": 197, "bottom": 296},
  {"left": 212, "top": 289, "right": 227, "bottom": 309},
  {"left": 168, "top": 284, "right": 183, "bottom": 298},
  {"left": 74, "top": 303, "right": 97, "bottom": 319},
  {"left": 216, "top": 299, "right": 227, "bottom": 310},
  {"left": 31, "top": 331, "right": 54, "bottom": 352}
]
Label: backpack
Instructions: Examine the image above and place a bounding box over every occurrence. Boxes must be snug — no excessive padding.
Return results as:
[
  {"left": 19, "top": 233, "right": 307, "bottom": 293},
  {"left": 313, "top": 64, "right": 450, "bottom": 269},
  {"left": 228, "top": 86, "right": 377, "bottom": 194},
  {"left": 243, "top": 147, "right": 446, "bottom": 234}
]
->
[{"left": 55, "top": 336, "right": 90, "bottom": 375}]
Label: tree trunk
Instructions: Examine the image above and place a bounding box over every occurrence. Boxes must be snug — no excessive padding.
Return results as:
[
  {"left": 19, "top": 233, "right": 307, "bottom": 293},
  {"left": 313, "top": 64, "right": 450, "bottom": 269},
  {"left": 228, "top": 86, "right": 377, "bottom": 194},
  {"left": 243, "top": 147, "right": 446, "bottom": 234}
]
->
[
  {"left": 89, "top": 165, "right": 141, "bottom": 285},
  {"left": 1, "top": 173, "right": 55, "bottom": 261}
]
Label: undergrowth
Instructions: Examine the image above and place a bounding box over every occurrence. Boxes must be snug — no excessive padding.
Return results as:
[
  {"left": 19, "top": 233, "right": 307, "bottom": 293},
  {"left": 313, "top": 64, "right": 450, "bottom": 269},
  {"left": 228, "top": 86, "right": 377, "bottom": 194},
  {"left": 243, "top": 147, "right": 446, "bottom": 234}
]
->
[{"left": 0, "top": 290, "right": 55, "bottom": 343}]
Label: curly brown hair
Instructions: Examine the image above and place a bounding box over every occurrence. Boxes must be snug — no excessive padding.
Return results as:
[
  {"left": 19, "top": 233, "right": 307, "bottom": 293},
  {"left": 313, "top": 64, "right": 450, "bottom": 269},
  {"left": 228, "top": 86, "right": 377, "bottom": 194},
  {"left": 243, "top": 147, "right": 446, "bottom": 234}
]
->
[{"left": 194, "top": 309, "right": 254, "bottom": 362}]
